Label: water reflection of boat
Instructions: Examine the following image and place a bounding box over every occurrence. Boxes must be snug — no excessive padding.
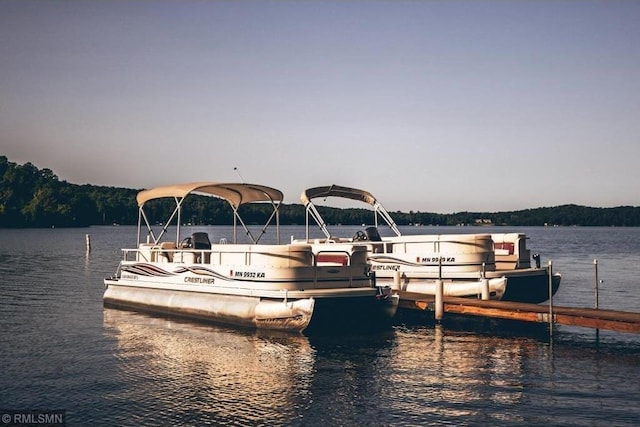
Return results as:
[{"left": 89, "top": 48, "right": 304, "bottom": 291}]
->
[
  {"left": 103, "top": 308, "right": 315, "bottom": 425},
  {"left": 387, "top": 325, "right": 536, "bottom": 423},
  {"left": 297, "top": 185, "right": 561, "bottom": 303},
  {"left": 103, "top": 182, "right": 398, "bottom": 333}
]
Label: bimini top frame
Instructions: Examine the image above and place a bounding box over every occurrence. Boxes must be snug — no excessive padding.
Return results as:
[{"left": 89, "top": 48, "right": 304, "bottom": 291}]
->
[
  {"left": 136, "top": 182, "right": 284, "bottom": 245},
  {"left": 300, "top": 184, "right": 402, "bottom": 240}
]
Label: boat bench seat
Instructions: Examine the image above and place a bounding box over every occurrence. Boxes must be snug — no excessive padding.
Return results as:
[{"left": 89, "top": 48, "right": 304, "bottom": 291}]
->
[{"left": 158, "top": 241, "right": 177, "bottom": 262}]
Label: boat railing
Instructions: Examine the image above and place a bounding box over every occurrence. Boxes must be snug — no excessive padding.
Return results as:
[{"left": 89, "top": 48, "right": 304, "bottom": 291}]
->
[
  {"left": 120, "top": 245, "right": 374, "bottom": 289},
  {"left": 122, "top": 244, "right": 368, "bottom": 269}
]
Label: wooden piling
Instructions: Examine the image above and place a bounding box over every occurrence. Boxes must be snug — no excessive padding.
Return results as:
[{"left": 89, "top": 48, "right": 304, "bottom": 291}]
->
[
  {"left": 548, "top": 260, "right": 553, "bottom": 336},
  {"left": 481, "top": 278, "right": 489, "bottom": 301},
  {"left": 435, "top": 280, "right": 444, "bottom": 321},
  {"left": 594, "top": 259, "right": 599, "bottom": 309}
]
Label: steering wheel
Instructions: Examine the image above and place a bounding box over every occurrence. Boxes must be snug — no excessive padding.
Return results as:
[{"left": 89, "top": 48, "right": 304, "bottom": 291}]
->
[
  {"left": 179, "top": 237, "right": 193, "bottom": 248},
  {"left": 352, "top": 230, "right": 368, "bottom": 242}
]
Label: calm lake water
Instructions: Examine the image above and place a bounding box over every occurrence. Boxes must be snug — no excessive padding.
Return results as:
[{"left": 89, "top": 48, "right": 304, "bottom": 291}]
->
[{"left": 1, "top": 225, "right": 639, "bottom": 426}]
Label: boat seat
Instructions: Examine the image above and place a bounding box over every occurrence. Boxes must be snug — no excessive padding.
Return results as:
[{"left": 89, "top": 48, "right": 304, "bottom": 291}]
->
[{"left": 159, "top": 241, "right": 176, "bottom": 262}]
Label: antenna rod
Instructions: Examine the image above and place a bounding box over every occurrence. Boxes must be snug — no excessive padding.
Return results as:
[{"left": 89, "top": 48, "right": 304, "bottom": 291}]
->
[{"left": 233, "top": 167, "right": 245, "bottom": 183}]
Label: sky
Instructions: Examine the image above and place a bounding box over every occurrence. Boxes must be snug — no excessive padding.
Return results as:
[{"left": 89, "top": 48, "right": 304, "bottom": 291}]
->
[{"left": 1, "top": 0, "right": 639, "bottom": 213}]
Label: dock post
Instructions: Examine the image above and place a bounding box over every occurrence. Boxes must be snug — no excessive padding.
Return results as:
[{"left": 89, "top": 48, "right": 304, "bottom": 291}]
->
[
  {"left": 481, "top": 279, "right": 489, "bottom": 300},
  {"left": 594, "top": 259, "right": 600, "bottom": 341},
  {"left": 435, "top": 279, "right": 444, "bottom": 321},
  {"left": 594, "top": 259, "right": 599, "bottom": 309},
  {"left": 394, "top": 270, "right": 401, "bottom": 291},
  {"left": 480, "top": 262, "right": 489, "bottom": 300},
  {"left": 548, "top": 260, "right": 554, "bottom": 337},
  {"left": 435, "top": 256, "right": 444, "bottom": 321}
]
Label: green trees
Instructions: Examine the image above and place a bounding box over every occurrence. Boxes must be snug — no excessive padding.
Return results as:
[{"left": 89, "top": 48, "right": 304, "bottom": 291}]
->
[
  {"left": 1, "top": 155, "right": 639, "bottom": 228},
  {"left": 0, "top": 156, "right": 137, "bottom": 228}
]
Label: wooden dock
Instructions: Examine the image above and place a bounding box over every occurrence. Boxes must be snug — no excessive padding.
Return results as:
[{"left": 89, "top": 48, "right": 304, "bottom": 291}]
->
[{"left": 398, "top": 291, "right": 640, "bottom": 334}]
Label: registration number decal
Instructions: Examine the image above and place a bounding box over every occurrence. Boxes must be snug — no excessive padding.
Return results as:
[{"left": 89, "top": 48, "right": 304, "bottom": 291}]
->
[{"left": 233, "top": 271, "right": 266, "bottom": 278}]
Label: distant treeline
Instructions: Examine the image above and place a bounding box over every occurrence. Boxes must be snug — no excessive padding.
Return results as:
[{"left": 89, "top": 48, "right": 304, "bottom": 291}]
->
[{"left": 1, "top": 155, "right": 640, "bottom": 228}]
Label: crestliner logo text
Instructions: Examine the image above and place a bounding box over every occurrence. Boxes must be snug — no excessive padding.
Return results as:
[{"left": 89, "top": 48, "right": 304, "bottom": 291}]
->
[
  {"left": 372, "top": 265, "right": 400, "bottom": 271},
  {"left": 184, "top": 277, "right": 215, "bottom": 284}
]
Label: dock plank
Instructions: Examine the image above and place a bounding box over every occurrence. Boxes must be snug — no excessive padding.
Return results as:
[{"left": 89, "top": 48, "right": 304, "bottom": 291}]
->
[{"left": 397, "top": 292, "right": 640, "bottom": 334}]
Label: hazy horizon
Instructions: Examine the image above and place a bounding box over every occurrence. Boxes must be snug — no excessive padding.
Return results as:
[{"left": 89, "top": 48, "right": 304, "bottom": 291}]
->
[{"left": 2, "top": 1, "right": 639, "bottom": 214}]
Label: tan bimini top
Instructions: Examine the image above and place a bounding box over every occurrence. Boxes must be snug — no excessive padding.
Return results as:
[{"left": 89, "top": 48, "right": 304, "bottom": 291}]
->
[
  {"left": 300, "top": 184, "right": 377, "bottom": 207},
  {"left": 137, "top": 182, "right": 284, "bottom": 209}
]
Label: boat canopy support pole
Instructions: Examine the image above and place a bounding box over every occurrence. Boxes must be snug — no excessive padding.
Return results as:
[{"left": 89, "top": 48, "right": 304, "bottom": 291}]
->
[
  {"left": 305, "top": 201, "right": 331, "bottom": 240},
  {"left": 138, "top": 197, "right": 183, "bottom": 245},
  {"left": 175, "top": 196, "right": 182, "bottom": 244},
  {"left": 259, "top": 200, "right": 280, "bottom": 244},
  {"left": 139, "top": 208, "right": 157, "bottom": 243},
  {"left": 137, "top": 208, "right": 142, "bottom": 245},
  {"left": 303, "top": 198, "right": 400, "bottom": 240},
  {"left": 229, "top": 204, "right": 280, "bottom": 244},
  {"left": 248, "top": 200, "right": 281, "bottom": 244},
  {"left": 230, "top": 206, "right": 257, "bottom": 244},
  {"left": 373, "top": 202, "right": 401, "bottom": 236}
]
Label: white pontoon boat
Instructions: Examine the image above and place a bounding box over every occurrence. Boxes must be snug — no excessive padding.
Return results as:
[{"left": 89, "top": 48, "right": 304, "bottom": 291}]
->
[
  {"left": 297, "top": 185, "right": 561, "bottom": 303},
  {"left": 103, "top": 182, "right": 398, "bottom": 333}
]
